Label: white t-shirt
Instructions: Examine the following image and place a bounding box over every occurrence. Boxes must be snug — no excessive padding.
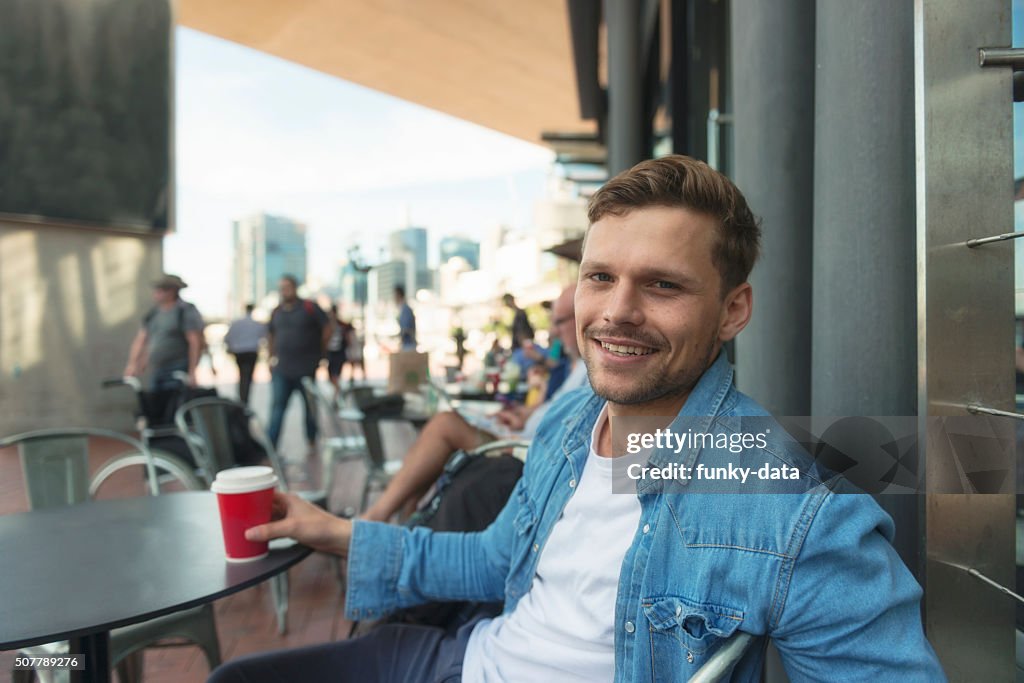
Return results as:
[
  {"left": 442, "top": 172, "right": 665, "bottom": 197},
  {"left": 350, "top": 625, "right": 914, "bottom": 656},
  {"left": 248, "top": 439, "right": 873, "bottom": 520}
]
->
[{"left": 461, "top": 404, "right": 642, "bottom": 682}]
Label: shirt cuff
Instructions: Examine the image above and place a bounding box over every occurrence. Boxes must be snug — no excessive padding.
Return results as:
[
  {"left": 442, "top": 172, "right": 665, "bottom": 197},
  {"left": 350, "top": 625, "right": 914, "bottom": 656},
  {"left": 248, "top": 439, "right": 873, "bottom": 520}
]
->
[{"left": 344, "top": 520, "right": 406, "bottom": 621}]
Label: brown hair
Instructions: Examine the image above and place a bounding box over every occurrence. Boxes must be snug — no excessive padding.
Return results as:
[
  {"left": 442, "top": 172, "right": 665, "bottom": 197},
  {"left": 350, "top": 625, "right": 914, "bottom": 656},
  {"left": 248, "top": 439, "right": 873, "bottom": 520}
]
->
[{"left": 586, "top": 155, "right": 761, "bottom": 292}]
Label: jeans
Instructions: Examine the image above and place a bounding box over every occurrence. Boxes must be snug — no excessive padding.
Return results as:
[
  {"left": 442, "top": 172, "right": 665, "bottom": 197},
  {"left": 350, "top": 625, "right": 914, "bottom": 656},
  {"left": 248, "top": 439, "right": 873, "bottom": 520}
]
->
[
  {"left": 267, "top": 372, "right": 316, "bottom": 447},
  {"left": 206, "top": 614, "right": 484, "bottom": 683}
]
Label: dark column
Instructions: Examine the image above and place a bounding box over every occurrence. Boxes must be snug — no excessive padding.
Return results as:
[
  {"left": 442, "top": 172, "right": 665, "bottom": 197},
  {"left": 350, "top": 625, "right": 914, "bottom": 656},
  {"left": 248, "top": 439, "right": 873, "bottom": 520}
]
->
[
  {"left": 604, "top": 0, "right": 645, "bottom": 174},
  {"left": 731, "top": 0, "right": 815, "bottom": 416}
]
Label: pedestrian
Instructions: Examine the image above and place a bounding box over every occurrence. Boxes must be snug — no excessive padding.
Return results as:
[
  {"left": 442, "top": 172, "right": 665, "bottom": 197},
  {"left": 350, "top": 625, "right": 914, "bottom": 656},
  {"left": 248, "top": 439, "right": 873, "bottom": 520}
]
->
[
  {"left": 395, "top": 285, "right": 417, "bottom": 351},
  {"left": 267, "top": 275, "right": 329, "bottom": 450},
  {"left": 224, "top": 303, "right": 267, "bottom": 406},
  {"left": 124, "top": 274, "right": 204, "bottom": 390},
  {"left": 325, "top": 304, "right": 352, "bottom": 400},
  {"left": 503, "top": 293, "right": 533, "bottom": 350}
]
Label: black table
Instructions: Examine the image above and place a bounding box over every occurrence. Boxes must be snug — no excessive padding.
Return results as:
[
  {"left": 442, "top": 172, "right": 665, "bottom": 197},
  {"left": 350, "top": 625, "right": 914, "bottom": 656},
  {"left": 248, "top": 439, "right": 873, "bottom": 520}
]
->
[{"left": 0, "top": 491, "right": 311, "bottom": 683}]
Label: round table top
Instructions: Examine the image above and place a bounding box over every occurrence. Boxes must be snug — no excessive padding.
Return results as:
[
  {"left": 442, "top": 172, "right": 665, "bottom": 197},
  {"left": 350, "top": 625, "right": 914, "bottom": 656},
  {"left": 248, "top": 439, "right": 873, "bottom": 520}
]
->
[{"left": 0, "top": 491, "right": 311, "bottom": 650}]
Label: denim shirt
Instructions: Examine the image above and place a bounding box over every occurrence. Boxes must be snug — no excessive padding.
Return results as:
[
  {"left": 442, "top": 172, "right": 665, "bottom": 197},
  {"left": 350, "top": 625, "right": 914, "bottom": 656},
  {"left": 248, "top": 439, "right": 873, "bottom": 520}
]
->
[{"left": 346, "top": 353, "right": 945, "bottom": 682}]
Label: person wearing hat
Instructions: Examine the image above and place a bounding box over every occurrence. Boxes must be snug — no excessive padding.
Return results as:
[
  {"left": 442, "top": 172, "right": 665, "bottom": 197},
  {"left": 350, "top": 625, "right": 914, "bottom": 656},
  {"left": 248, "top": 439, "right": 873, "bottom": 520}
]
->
[{"left": 124, "top": 273, "right": 205, "bottom": 390}]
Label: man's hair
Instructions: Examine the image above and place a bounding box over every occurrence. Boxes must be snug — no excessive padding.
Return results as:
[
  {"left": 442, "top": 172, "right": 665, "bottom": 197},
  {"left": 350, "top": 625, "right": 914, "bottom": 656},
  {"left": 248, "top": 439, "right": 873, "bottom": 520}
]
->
[
  {"left": 586, "top": 155, "right": 761, "bottom": 292},
  {"left": 394, "top": 285, "right": 406, "bottom": 299},
  {"left": 245, "top": 303, "right": 255, "bottom": 314},
  {"left": 279, "top": 274, "right": 298, "bottom": 287}
]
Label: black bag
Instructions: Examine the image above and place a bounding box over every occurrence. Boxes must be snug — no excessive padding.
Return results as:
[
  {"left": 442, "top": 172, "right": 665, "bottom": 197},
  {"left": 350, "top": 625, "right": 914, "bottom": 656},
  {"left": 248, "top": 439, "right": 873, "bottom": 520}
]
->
[
  {"left": 138, "top": 385, "right": 218, "bottom": 468},
  {"left": 388, "top": 450, "right": 524, "bottom": 629}
]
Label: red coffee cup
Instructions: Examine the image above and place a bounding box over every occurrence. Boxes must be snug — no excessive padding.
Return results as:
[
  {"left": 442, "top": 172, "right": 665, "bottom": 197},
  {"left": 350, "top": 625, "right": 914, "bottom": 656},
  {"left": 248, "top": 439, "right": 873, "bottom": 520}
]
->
[{"left": 211, "top": 466, "right": 278, "bottom": 562}]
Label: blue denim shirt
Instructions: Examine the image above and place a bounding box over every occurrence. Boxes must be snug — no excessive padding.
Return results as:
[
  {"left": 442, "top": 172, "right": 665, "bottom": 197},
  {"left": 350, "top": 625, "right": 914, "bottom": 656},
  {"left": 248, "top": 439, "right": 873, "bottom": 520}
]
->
[{"left": 346, "top": 353, "right": 945, "bottom": 681}]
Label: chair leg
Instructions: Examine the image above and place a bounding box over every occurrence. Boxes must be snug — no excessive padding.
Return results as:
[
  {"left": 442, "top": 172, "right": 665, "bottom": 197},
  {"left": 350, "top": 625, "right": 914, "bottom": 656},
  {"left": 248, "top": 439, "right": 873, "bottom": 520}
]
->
[
  {"left": 271, "top": 572, "right": 289, "bottom": 635},
  {"left": 115, "top": 651, "right": 144, "bottom": 683}
]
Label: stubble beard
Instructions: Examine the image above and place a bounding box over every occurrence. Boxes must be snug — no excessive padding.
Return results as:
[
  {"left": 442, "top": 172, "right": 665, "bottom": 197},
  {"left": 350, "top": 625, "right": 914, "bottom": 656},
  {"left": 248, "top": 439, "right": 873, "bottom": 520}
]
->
[{"left": 584, "top": 333, "right": 718, "bottom": 407}]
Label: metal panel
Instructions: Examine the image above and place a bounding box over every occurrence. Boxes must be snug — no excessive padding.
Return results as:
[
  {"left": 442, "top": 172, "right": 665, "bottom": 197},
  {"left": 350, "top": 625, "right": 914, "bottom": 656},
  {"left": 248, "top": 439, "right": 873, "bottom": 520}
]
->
[{"left": 915, "top": 0, "right": 1015, "bottom": 679}]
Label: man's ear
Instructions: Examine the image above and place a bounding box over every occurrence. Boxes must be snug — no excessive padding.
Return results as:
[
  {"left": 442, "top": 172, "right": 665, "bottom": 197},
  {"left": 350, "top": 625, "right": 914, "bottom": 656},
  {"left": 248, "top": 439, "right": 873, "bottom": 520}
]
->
[{"left": 718, "top": 282, "right": 752, "bottom": 343}]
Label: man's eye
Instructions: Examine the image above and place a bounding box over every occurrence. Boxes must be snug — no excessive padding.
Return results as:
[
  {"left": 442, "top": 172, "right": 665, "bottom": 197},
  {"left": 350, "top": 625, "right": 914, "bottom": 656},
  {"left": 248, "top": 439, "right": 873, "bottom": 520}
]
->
[
  {"left": 590, "top": 273, "right": 612, "bottom": 282},
  {"left": 654, "top": 281, "right": 678, "bottom": 289}
]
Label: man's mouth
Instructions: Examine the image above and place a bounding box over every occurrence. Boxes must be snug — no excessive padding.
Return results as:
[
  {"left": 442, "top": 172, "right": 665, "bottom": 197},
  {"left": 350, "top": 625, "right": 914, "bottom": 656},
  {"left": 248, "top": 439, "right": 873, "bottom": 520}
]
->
[{"left": 598, "top": 340, "right": 656, "bottom": 357}]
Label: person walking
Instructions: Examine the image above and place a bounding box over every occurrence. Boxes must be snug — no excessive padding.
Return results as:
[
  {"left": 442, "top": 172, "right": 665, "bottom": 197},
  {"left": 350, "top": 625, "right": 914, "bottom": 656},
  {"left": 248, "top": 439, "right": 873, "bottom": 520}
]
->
[
  {"left": 267, "top": 275, "right": 329, "bottom": 450},
  {"left": 224, "top": 303, "right": 267, "bottom": 406},
  {"left": 124, "top": 274, "right": 204, "bottom": 390},
  {"left": 395, "top": 285, "right": 417, "bottom": 351}
]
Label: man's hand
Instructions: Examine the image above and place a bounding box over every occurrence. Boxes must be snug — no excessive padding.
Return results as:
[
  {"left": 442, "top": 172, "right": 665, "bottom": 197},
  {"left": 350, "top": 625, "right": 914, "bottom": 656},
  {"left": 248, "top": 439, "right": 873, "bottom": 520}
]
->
[{"left": 245, "top": 491, "right": 353, "bottom": 558}]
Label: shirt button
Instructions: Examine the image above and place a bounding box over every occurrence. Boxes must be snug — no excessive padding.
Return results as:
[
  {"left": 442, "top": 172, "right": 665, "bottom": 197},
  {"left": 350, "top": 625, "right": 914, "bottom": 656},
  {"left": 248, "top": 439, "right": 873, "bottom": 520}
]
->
[
  {"left": 532, "top": 543, "right": 539, "bottom": 553},
  {"left": 642, "top": 523, "right": 651, "bottom": 534},
  {"left": 569, "top": 479, "right": 576, "bottom": 488},
  {"left": 624, "top": 621, "right": 635, "bottom": 634}
]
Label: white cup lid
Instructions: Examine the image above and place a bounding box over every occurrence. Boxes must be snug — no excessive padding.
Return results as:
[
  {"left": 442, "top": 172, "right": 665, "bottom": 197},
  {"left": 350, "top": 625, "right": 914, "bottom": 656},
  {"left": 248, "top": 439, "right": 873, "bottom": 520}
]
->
[{"left": 211, "top": 466, "right": 278, "bottom": 494}]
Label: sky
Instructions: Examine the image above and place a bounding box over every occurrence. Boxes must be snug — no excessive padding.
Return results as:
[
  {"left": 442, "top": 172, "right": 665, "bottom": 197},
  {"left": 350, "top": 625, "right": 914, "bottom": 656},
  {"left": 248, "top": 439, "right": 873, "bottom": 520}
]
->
[{"left": 166, "top": 28, "right": 555, "bottom": 318}]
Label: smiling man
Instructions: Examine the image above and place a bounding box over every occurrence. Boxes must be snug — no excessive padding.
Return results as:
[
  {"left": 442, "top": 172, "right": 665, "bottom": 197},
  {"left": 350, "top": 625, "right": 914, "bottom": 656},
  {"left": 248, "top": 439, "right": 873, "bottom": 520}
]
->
[{"left": 208, "top": 156, "right": 944, "bottom": 683}]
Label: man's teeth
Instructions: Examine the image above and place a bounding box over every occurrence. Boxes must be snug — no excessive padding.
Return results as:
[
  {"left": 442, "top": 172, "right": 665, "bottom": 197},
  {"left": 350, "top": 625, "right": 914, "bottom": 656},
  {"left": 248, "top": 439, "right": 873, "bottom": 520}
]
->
[{"left": 600, "top": 341, "right": 654, "bottom": 356}]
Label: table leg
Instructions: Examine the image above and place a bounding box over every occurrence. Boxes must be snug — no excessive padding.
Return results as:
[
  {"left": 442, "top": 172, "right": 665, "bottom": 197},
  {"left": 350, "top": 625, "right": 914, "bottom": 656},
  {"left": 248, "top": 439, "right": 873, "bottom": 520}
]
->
[{"left": 69, "top": 631, "right": 111, "bottom": 683}]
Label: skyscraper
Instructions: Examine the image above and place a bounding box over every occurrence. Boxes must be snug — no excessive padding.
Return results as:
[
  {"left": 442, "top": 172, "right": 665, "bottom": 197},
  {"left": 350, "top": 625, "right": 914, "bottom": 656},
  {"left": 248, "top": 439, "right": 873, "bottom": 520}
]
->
[
  {"left": 389, "top": 226, "right": 432, "bottom": 292},
  {"left": 232, "top": 213, "right": 307, "bottom": 310},
  {"left": 439, "top": 236, "right": 480, "bottom": 270}
]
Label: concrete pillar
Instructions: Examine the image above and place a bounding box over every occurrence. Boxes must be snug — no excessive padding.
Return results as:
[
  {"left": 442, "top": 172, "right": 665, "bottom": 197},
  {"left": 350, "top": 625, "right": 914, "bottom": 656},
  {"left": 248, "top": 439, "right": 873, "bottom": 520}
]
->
[
  {"left": 604, "top": 0, "right": 645, "bottom": 174},
  {"left": 731, "top": 0, "right": 815, "bottom": 416}
]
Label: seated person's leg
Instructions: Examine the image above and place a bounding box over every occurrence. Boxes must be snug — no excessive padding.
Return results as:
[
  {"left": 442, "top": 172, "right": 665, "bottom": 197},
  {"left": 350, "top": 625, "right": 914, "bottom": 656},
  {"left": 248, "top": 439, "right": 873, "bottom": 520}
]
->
[
  {"left": 362, "top": 411, "right": 490, "bottom": 522},
  {"left": 208, "top": 622, "right": 468, "bottom": 683}
]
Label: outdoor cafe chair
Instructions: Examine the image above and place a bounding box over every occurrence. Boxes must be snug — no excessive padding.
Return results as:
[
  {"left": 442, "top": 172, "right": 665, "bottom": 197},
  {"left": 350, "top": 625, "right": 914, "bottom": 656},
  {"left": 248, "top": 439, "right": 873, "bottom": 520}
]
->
[
  {"left": 300, "top": 377, "right": 371, "bottom": 516},
  {"left": 173, "top": 397, "right": 300, "bottom": 635},
  {"left": 1, "top": 427, "right": 221, "bottom": 683}
]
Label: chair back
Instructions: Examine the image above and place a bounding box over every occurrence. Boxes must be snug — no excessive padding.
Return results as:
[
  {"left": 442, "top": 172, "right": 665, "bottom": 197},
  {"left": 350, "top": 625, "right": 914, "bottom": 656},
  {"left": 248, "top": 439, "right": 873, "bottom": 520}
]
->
[
  {"left": 175, "top": 397, "right": 286, "bottom": 489},
  {"left": 0, "top": 428, "right": 157, "bottom": 510}
]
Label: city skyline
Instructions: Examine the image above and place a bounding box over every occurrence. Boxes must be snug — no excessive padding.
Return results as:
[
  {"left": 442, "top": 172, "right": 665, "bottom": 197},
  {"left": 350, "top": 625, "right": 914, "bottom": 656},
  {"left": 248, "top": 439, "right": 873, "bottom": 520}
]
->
[{"left": 166, "top": 27, "right": 554, "bottom": 318}]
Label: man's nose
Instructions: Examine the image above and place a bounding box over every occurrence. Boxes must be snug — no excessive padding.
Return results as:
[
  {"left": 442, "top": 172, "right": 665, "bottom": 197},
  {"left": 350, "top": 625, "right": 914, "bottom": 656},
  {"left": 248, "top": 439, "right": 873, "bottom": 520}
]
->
[{"left": 603, "top": 282, "right": 644, "bottom": 326}]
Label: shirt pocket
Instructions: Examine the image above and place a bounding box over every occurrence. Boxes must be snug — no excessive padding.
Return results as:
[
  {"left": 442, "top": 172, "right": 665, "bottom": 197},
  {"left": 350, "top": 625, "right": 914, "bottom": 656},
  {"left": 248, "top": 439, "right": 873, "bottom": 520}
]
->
[{"left": 642, "top": 594, "right": 744, "bottom": 680}]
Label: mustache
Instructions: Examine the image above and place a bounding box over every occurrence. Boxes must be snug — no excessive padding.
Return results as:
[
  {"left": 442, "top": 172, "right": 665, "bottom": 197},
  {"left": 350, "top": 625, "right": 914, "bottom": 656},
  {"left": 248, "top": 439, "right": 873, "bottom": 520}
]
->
[{"left": 582, "top": 326, "right": 664, "bottom": 349}]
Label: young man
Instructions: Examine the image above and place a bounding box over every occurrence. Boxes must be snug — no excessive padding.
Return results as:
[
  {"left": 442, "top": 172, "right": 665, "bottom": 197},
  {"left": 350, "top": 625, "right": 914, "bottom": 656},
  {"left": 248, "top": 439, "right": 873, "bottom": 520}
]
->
[
  {"left": 266, "top": 275, "right": 330, "bottom": 449},
  {"left": 210, "top": 156, "right": 944, "bottom": 682},
  {"left": 124, "top": 274, "right": 204, "bottom": 390}
]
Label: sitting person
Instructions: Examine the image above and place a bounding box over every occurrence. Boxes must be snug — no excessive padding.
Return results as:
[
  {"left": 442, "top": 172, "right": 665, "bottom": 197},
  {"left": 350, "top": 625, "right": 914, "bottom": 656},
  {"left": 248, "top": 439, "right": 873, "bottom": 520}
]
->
[
  {"left": 361, "top": 284, "right": 586, "bottom": 522},
  {"left": 210, "top": 156, "right": 943, "bottom": 682}
]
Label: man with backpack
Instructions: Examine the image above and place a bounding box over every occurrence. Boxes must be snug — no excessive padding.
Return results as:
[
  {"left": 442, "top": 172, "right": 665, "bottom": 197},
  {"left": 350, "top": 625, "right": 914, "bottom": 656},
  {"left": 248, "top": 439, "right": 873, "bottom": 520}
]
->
[
  {"left": 124, "top": 274, "right": 205, "bottom": 390},
  {"left": 267, "top": 274, "right": 330, "bottom": 450}
]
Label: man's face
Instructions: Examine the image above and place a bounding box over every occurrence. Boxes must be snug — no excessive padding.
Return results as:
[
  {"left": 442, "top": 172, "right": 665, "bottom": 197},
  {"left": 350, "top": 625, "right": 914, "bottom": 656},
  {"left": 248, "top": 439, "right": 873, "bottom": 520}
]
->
[
  {"left": 279, "top": 279, "right": 297, "bottom": 302},
  {"left": 152, "top": 286, "right": 175, "bottom": 304},
  {"left": 576, "top": 206, "right": 750, "bottom": 411}
]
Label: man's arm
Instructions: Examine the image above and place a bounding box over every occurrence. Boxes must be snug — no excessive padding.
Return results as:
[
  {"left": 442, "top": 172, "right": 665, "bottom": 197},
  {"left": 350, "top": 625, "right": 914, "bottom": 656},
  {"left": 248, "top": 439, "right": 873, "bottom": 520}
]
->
[
  {"left": 185, "top": 330, "right": 203, "bottom": 386},
  {"left": 124, "top": 328, "right": 148, "bottom": 377},
  {"left": 770, "top": 489, "right": 945, "bottom": 681},
  {"left": 250, "top": 470, "right": 525, "bottom": 621}
]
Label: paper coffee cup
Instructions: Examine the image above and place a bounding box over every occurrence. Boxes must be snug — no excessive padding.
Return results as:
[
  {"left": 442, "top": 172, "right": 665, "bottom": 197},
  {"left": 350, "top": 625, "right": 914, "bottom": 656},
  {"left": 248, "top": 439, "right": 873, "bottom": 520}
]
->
[{"left": 211, "top": 466, "right": 278, "bottom": 562}]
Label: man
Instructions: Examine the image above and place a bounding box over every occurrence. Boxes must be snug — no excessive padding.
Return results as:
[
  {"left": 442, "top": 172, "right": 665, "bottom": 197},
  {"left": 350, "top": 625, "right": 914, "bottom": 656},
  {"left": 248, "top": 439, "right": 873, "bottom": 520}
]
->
[
  {"left": 210, "top": 156, "right": 944, "bottom": 682},
  {"left": 266, "top": 275, "right": 330, "bottom": 449},
  {"left": 223, "top": 303, "right": 267, "bottom": 406},
  {"left": 504, "top": 292, "right": 533, "bottom": 350},
  {"left": 395, "top": 285, "right": 417, "bottom": 351},
  {"left": 124, "top": 274, "right": 204, "bottom": 389},
  {"left": 362, "top": 284, "right": 587, "bottom": 523}
]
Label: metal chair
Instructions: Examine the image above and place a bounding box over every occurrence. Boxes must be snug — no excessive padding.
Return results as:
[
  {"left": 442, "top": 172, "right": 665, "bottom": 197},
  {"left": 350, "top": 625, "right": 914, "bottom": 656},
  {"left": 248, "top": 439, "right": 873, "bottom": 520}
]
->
[
  {"left": 173, "top": 397, "right": 295, "bottom": 634},
  {"left": 1, "top": 428, "right": 221, "bottom": 683},
  {"left": 301, "top": 377, "right": 371, "bottom": 515},
  {"left": 688, "top": 631, "right": 758, "bottom": 683}
]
